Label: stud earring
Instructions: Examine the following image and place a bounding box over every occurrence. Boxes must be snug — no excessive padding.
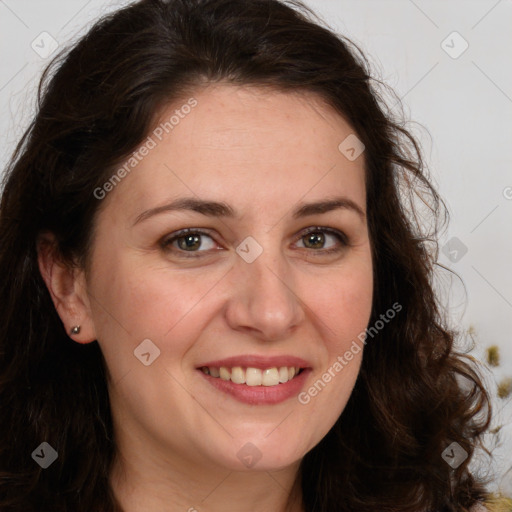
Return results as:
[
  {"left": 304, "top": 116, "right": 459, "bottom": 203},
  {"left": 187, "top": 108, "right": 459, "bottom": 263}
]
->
[{"left": 70, "top": 325, "right": 81, "bottom": 335}]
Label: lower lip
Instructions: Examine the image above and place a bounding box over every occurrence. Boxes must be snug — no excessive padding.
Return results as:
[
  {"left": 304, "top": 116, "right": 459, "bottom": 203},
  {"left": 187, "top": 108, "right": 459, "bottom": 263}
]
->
[{"left": 198, "top": 369, "right": 311, "bottom": 405}]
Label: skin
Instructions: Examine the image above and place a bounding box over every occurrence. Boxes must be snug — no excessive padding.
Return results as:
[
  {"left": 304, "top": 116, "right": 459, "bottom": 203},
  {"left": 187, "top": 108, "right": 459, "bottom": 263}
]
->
[{"left": 38, "top": 83, "right": 373, "bottom": 512}]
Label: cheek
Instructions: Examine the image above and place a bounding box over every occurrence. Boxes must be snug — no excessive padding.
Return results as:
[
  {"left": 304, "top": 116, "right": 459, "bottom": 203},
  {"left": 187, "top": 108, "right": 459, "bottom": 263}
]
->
[
  {"left": 87, "top": 255, "right": 224, "bottom": 366},
  {"left": 313, "top": 258, "right": 373, "bottom": 348},
  {"left": 296, "top": 262, "right": 371, "bottom": 440}
]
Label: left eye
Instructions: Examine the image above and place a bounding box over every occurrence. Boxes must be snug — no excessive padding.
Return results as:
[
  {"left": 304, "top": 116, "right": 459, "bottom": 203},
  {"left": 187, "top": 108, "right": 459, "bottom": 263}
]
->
[{"left": 295, "top": 227, "right": 347, "bottom": 253}]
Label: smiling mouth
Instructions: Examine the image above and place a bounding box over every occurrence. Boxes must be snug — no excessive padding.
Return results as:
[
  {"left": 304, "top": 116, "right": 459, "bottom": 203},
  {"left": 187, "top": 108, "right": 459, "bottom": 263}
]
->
[{"left": 199, "top": 366, "right": 304, "bottom": 386}]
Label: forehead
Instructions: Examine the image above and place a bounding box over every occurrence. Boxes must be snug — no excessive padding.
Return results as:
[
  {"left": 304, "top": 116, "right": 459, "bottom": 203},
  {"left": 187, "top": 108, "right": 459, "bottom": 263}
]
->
[{"left": 100, "top": 83, "right": 366, "bottom": 222}]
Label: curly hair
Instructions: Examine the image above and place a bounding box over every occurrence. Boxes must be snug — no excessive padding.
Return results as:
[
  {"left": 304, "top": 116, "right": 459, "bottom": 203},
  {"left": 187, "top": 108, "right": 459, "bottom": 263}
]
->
[{"left": 0, "top": 0, "right": 492, "bottom": 510}]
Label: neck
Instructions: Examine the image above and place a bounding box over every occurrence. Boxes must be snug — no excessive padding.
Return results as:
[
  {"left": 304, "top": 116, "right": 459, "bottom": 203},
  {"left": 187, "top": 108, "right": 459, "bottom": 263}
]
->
[{"left": 109, "top": 434, "right": 304, "bottom": 512}]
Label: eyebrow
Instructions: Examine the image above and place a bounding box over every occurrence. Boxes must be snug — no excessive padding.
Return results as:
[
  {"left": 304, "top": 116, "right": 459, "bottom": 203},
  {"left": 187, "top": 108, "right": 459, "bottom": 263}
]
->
[{"left": 133, "top": 196, "right": 366, "bottom": 225}]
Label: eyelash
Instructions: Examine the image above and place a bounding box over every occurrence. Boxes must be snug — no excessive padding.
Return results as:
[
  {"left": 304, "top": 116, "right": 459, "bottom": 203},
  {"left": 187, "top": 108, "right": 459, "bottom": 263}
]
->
[{"left": 160, "top": 226, "right": 349, "bottom": 258}]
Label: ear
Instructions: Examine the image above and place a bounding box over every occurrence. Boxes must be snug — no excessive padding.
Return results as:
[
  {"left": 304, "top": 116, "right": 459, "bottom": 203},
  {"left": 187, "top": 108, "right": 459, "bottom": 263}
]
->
[{"left": 37, "top": 232, "right": 96, "bottom": 344}]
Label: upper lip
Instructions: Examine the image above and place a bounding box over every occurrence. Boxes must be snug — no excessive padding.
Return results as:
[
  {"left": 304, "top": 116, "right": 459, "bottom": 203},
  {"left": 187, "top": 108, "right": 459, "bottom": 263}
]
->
[{"left": 196, "top": 355, "right": 311, "bottom": 370}]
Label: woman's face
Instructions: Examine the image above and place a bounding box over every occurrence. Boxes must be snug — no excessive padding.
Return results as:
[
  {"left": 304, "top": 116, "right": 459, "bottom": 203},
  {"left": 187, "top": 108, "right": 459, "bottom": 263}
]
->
[{"left": 82, "top": 84, "right": 373, "bottom": 473}]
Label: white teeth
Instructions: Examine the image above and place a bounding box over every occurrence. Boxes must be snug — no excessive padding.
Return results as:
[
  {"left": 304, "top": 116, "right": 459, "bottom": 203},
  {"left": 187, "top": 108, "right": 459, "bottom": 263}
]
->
[
  {"left": 201, "top": 365, "right": 301, "bottom": 386},
  {"left": 231, "top": 366, "right": 245, "bottom": 384},
  {"left": 246, "top": 367, "right": 262, "bottom": 386},
  {"left": 262, "top": 368, "right": 280, "bottom": 386}
]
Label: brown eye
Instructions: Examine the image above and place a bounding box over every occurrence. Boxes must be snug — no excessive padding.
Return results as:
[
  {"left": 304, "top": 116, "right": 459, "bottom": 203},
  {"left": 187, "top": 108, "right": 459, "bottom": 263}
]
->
[
  {"left": 161, "top": 229, "right": 219, "bottom": 256},
  {"left": 176, "top": 233, "right": 202, "bottom": 251},
  {"left": 296, "top": 227, "right": 348, "bottom": 254},
  {"left": 303, "top": 231, "right": 326, "bottom": 249}
]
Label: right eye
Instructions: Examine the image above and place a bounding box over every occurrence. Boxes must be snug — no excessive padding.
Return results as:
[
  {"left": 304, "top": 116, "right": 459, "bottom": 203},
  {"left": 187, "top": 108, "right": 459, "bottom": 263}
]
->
[{"left": 160, "top": 228, "right": 221, "bottom": 257}]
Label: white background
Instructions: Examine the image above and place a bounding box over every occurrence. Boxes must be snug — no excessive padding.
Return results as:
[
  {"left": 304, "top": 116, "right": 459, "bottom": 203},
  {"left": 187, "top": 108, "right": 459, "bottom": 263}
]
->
[{"left": 1, "top": 0, "right": 511, "bottom": 494}]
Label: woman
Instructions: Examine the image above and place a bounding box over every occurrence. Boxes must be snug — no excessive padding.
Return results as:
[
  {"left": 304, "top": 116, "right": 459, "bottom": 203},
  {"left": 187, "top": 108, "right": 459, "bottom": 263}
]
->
[{"left": 0, "top": 0, "right": 495, "bottom": 510}]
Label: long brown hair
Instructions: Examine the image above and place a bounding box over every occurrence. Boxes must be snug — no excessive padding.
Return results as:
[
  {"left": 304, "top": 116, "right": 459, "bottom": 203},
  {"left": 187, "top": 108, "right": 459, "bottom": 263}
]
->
[{"left": 0, "top": 1, "right": 491, "bottom": 510}]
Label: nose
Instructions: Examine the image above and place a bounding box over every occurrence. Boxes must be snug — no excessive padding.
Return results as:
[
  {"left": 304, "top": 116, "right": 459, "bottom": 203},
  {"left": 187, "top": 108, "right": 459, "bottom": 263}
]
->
[{"left": 224, "top": 240, "right": 305, "bottom": 342}]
